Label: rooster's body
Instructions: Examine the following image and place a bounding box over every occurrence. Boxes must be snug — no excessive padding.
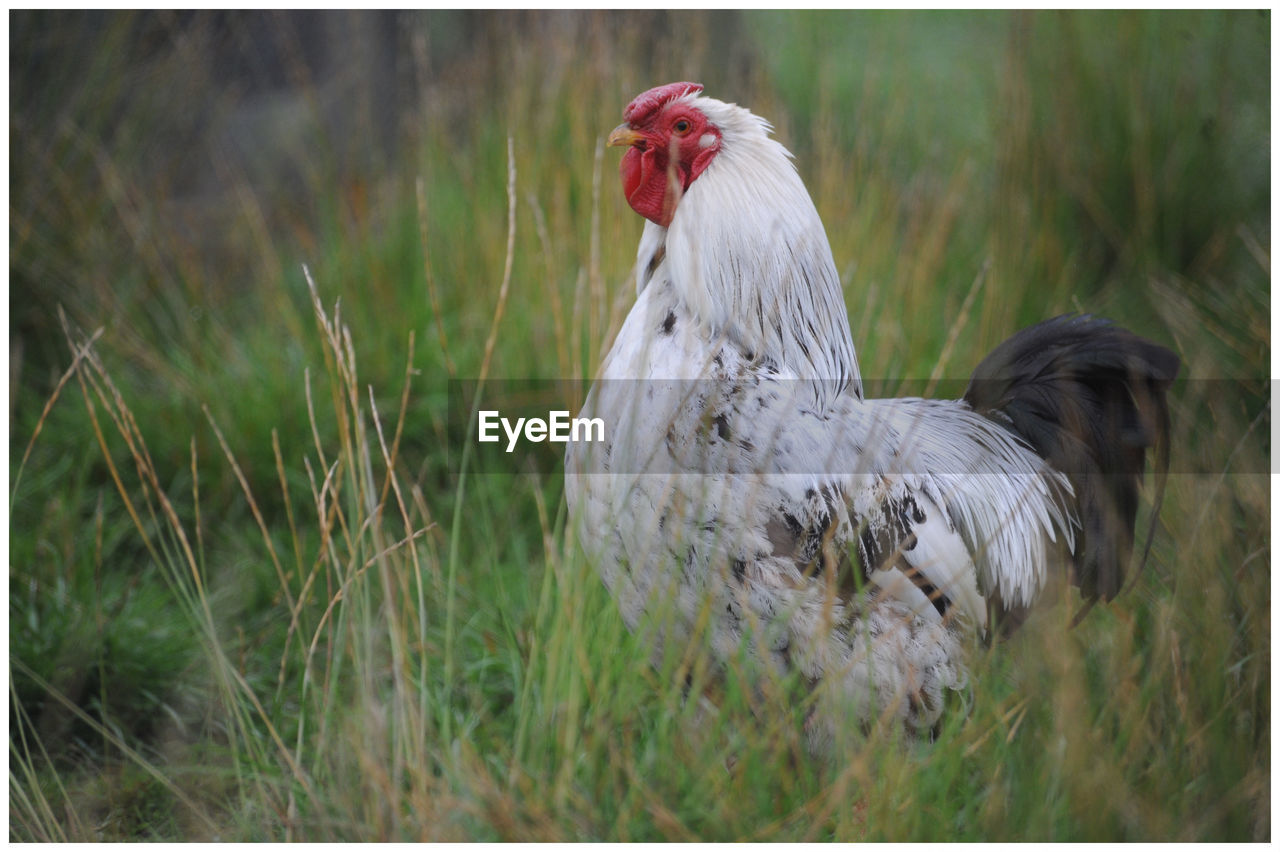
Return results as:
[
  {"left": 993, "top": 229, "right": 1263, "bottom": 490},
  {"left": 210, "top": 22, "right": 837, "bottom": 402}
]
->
[{"left": 565, "top": 83, "right": 1178, "bottom": 746}]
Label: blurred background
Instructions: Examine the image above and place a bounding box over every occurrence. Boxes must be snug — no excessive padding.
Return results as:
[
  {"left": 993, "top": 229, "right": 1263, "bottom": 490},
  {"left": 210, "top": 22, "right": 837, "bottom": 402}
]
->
[{"left": 10, "top": 10, "right": 1270, "bottom": 841}]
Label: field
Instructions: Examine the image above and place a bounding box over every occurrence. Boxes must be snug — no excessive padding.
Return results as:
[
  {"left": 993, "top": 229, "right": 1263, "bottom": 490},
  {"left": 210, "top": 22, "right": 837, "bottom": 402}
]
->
[{"left": 9, "top": 10, "right": 1270, "bottom": 841}]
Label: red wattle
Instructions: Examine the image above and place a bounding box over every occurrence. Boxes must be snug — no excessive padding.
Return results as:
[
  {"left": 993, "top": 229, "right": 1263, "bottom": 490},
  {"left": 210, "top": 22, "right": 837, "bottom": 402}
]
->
[
  {"left": 620, "top": 147, "right": 644, "bottom": 209},
  {"left": 621, "top": 146, "right": 674, "bottom": 226}
]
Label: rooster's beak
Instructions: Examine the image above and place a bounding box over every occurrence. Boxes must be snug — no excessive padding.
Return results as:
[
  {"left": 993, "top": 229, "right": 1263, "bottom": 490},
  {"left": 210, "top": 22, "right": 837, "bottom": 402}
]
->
[{"left": 608, "top": 124, "right": 643, "bottom": 148}]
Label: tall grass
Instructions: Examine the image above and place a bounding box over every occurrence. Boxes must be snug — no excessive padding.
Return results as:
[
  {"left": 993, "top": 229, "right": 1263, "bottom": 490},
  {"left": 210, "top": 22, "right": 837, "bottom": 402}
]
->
[{"left": 10, "top": 10, "right": 1269, "bottom": 840}]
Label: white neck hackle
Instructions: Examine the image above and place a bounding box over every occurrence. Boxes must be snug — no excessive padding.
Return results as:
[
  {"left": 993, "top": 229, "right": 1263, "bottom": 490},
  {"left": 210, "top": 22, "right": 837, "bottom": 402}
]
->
[{"left": 638, "top": 93, "right": 862, "bottom": 410}]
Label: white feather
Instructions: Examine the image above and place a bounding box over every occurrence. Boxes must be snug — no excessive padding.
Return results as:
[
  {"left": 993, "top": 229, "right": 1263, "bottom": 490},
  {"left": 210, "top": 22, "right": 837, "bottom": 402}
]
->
[{"left": 665, "top": 95, "right": 861, "bottom": 409}]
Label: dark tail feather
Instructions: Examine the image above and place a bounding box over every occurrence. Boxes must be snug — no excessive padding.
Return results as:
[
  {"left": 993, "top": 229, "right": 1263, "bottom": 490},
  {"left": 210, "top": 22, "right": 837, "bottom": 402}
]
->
[{"left": 963, "top": 314, "right": 1180, "bottom": 603}]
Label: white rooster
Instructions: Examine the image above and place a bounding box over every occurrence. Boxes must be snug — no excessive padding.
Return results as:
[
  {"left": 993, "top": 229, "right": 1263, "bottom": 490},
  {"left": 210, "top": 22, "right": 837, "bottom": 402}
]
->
[{"left": 564, "top": 82, "right": 1178, "bottom": 747}]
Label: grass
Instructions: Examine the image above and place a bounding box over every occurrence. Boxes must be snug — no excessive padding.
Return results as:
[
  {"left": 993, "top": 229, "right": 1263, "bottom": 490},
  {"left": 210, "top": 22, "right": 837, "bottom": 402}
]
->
[{"left": 9, "top": 10, "right": 1270, "bottom": 841}]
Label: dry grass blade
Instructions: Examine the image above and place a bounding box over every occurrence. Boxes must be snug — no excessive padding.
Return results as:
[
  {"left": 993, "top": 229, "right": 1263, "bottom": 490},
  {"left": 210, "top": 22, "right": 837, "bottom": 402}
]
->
[
  {"left": 528, "top": 192, "right": 570, "bottom": 379},
  {"left": 923, "top": 257, "right": 990, "bottom": 397},
  {"left": 273, "top": 428, "right": 305, "bottom": 577},
  {"left": 588, "top": 135, "right": 605, "bottom": 366},
  {"left": 12, "top": 318, "right": 103, "bottom": 499},
  {"left": 372, "top": 331, "right": 417, "bottom": 519},
  {"left": 1236, "top": 223, "right": 1269, "bottom": 276},
  {"left": 477, "top": 135, "right": 518, "bottom": 387},
  {"left": 57, "top": 312, "right": 159, "bottom": 564},
  {"left": 964, "top": 696, "right": 1032, "bottom": 758},
  {"left": 202, "top": 404, "right": 296, "bottom": 613}
]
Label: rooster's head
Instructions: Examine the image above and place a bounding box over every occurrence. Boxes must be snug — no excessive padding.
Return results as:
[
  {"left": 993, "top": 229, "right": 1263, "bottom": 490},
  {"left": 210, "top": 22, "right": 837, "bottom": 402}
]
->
[{"left": 608, "top": 82, "right": 722, "bottom": 226}]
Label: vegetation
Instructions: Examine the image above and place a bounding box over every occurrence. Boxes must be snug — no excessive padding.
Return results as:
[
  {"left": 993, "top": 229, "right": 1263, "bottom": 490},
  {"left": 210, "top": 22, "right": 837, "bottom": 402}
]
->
[{"left": 10, "top": 10, "right": 1269, "bottom": 841}]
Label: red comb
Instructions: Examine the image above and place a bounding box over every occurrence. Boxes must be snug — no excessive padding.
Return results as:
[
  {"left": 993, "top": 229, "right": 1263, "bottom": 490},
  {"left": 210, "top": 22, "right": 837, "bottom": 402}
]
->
[{"left": 623, "top": 82, "right": 704, "bottom": 124}]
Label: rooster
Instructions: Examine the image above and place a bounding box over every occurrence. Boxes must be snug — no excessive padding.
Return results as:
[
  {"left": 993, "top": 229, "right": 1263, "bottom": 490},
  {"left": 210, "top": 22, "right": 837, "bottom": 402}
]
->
[{"left": 564, "top": 82, "right": 1178, "bottom": 747}]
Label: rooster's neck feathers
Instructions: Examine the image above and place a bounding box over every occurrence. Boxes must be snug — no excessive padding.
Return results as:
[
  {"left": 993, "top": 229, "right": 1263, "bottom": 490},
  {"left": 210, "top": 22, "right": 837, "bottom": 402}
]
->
[{"left": 638, "top": 95, "right": 862, "bottom": 409}]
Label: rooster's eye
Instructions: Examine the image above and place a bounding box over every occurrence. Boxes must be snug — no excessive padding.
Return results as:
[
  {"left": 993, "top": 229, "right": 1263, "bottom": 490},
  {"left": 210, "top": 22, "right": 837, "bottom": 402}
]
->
[{"left": 672, "top": 119, "right": 692, "bottom": 136}]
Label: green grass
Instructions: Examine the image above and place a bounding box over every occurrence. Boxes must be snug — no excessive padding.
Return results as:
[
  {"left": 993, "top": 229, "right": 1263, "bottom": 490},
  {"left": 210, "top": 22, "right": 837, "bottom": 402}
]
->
[{"left": 10, "top": 10, "right": 1269, "bottom": 841}]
